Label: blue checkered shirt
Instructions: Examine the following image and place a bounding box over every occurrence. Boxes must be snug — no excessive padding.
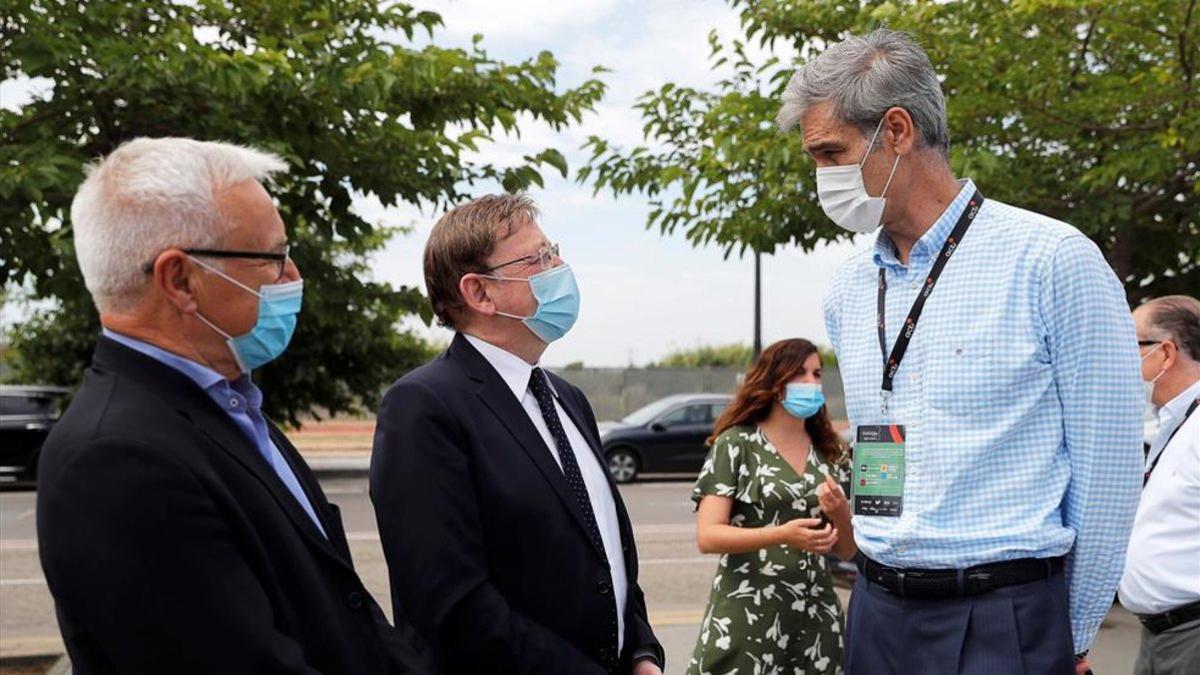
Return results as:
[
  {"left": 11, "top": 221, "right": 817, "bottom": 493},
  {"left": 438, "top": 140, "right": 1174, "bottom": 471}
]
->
[{"left": 824, "top": 179, "right": 1143, "bottom": 652}]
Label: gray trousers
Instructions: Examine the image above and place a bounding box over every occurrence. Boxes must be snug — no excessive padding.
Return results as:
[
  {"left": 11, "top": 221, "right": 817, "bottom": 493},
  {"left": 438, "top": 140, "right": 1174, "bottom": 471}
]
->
[{"left": 1133, "top": 618, "right": 1200, "bottom": 675}]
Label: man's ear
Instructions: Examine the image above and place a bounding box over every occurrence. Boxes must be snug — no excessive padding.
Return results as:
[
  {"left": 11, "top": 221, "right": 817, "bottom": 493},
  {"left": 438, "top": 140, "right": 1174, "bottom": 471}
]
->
[
  {"left": 153, "top": 250, "right": 199, "bottom": 313},
  {"left": 1160, "top": 339, "right": 1179, "bottom": 371},
  {"left": 882, "top": 106, "right": 918, "bottom": 156},
  {"left": 458, "top": 273, "right": 496, "bottom": 316}
]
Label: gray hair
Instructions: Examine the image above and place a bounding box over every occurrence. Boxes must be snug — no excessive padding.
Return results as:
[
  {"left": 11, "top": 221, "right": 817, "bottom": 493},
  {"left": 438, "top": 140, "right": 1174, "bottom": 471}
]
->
[
  {"left": 71, "top": 137, "right": 287, "bottom": 313},
  {"left": 1142, "top": 295, "right": 1200, "bottom": 362},
  {"left": 777, "top": 28, "right": 950, "bottom": 159}
]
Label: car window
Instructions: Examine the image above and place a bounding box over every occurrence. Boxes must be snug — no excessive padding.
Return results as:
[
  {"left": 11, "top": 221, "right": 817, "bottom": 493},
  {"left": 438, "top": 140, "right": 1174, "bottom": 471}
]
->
[
  {"left": 659, "top": 404, "right": 709, "bottom": 426},
  {"left": 708, "top": 402, "right": 728, "bottom": 422}
]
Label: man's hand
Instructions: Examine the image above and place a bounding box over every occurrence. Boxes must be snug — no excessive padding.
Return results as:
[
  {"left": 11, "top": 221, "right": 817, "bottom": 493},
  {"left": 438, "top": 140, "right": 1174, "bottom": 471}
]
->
[
  {"left": 632, "top": 658, "right": 663, "bottom": 675},
  {"left": 817, "top": 474, "right": 850, "bottom": 521},
  {"left": 1074, "top": 656, "right": 1093, "bottom": 675}
]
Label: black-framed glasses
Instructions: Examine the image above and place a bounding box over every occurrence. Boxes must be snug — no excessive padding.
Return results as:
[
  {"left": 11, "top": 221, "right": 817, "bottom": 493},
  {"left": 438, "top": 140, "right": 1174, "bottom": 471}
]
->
[
  {"left": 485, "top": 242, "right": 560, "bottom": 274},
  {"left": 1137, "top": 340, "right": 1162, "bottom": 347},
  {"left": 141, "top": 245, "right": 291, "bottom": 281}
]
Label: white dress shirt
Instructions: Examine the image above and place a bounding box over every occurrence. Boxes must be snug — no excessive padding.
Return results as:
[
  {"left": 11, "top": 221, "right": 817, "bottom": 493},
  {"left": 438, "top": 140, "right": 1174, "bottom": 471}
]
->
[
  {"left": 1119, "top": 379, "right": 1200, "bottom": 615},
  {"left": 464, "top": 334, "right": 628, "bottom": 650}
]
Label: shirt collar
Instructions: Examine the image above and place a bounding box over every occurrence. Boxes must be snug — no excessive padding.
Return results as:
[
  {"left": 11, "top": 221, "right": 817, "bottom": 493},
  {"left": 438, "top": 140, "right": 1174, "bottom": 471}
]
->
[
  {"left": 873, "top": 178, "right": 976, "bottom": 271},
  {"left": 1158, "top": 378, "right": 1200, "bottom": 425},
  {"left": 102, "top": 328, "right": 226, "bottom": 393},
  {"left": 463, "top": 333, "right": 556, "bottom": 401}
]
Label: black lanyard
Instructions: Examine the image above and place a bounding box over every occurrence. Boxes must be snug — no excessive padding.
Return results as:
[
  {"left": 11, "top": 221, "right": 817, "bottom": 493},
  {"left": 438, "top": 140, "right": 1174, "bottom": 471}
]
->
[
  {"left": 1144, "top": 397, "right": 1199, "bottom": 485},
  {"left": 877, "top": 190, "right": 984, "bottom": 413}
]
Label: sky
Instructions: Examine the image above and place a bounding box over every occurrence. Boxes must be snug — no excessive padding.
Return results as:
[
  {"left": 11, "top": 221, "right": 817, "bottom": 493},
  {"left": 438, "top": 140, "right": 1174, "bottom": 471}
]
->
[
  {"left": 374, "top": 0, "right": 875, "bottom": 366},
  {"left": 1, "top": 0, "right": 877, "bottom": 367}
]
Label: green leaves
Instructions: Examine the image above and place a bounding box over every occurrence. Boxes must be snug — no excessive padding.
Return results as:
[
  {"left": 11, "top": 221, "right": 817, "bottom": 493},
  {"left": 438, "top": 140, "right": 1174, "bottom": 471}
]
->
[
  {"left": 580, "top": 0, "right": 1198, "bottom": 301},
  {"left": 1, "top": 0, "right": 603, "bottom": 424}
]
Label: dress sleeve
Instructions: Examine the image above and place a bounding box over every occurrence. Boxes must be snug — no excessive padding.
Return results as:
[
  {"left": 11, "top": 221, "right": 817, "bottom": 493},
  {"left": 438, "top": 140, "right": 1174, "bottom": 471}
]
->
[{"left": 692, "top": 428, "right": 760, "bottom": 508}]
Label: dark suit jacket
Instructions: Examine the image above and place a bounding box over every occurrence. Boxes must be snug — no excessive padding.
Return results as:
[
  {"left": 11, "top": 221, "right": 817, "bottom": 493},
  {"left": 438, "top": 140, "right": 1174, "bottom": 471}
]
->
[
  {"left": 370, "top": 333, "right": 664, "bottom": 674},
  {"left": 36, "top": 336, "right": 432, "bottom": 675}
]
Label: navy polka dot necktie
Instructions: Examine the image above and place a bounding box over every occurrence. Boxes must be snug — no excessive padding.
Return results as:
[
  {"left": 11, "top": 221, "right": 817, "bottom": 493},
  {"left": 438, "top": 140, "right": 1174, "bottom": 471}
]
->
[{"left": 528, "top": 368, "right": 604, "bottom": 553}]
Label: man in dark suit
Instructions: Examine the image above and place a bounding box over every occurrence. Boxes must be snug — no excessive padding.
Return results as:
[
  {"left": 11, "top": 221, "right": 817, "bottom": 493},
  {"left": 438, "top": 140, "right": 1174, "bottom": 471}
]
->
[
  {"left": 37, "top": 137, "right": 431, "bottom": 675},
  {"left": 370, "top": 194, "right": 664, "bottom": 675}
]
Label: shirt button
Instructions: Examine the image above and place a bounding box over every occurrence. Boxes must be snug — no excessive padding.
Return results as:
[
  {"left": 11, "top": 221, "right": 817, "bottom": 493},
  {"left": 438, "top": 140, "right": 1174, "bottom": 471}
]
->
[
  {"left": 229, "top": 399, "right": 239, "bottom": 407},
  {"left": 346, "top": 590, "right": 364, "bottom": 610}
]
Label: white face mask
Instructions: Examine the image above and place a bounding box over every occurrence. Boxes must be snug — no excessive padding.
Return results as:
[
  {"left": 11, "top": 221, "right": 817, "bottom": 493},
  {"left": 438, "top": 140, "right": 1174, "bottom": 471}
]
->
[
  {"left": 815, "top": 116, "right": 901, "bottom": 234},
  {"left": 1142, "top": 342, "right": 1167, "bottom": 402}
]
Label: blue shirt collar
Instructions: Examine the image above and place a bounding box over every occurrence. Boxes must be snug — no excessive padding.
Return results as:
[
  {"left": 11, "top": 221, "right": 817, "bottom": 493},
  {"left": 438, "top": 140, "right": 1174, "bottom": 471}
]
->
[
  {"left": 102, "top": 328, "right": 229, "bottom": 394},
  {"left": 873, "top": 178, "right": 976, "bottom": 271}
]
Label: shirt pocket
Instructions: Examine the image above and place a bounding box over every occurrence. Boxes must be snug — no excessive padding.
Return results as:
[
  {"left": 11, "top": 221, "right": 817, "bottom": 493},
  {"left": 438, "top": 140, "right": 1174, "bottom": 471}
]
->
[{"left": 925, "top": 336, "right": 998, "bottom": 415}]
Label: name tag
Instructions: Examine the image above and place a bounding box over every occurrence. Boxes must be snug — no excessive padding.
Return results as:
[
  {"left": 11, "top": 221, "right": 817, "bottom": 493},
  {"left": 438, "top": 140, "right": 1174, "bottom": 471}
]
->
[{"left": 852, "top": 424, "right": 906, "bottom": 517}]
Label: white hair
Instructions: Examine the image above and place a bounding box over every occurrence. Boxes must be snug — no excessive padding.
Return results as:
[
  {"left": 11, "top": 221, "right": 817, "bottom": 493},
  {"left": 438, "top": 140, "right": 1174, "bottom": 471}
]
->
[{"left": 71, "top": 137, "right": 287, "bottom": 312}]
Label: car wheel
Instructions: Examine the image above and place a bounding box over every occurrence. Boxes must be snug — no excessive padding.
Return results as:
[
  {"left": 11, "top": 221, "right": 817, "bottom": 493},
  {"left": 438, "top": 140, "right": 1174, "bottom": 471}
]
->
[{"left": 606, "top": 448, "right": 640, "bottom": 484}]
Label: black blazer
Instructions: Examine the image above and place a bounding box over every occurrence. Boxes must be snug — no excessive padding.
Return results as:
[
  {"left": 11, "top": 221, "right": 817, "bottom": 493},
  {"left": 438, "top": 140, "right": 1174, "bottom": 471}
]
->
[
  {"left": 36, "top": 336, "right": 432, "bottom": 675},
  {"left": 370, "top": 333, "right": 664, "bottom": 674}
]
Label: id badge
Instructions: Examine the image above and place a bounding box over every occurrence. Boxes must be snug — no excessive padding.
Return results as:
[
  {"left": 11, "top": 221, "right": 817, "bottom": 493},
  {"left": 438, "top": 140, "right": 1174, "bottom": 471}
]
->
[{"left": 852, "top": 424, "right": 906, "bottom": 517}]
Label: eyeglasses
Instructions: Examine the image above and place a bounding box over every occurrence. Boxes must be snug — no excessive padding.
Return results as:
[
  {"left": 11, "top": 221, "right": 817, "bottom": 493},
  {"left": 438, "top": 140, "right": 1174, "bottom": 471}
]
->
[
  {"left": 484, "top": 242, "right": 560, "bottom": 274},
  {"left": 142, "top": 245, "right": 292, "bottom": 281},
  {"left": 1137, "top": 340, "right": 1162, "bottom": 347}
]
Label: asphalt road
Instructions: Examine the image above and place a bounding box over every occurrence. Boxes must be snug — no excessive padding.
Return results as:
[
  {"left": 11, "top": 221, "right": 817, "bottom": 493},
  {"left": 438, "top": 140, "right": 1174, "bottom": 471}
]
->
[{"left": 1, "top": 478, "right": 1141, "bottom": 674}]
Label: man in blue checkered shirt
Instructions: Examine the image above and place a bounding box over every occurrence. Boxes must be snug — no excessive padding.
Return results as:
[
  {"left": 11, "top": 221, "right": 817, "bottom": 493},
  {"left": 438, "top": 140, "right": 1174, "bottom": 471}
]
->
[{"left": 777, "top": 29, "right": 1143, "bottom": 675}]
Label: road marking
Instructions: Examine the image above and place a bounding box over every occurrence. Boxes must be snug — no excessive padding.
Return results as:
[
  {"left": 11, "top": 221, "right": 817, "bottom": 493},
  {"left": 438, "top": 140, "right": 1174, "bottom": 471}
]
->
[
  {"left": 0, "top": 539, "right": 38, "bottom": 551},
  {"left": 323, "top": 487, "right": 366, "bottom": 495},
  {"left": 0, "top": 577, "right": 46, "bottom": 586},
  {"left": 640, "top": 557, "right": 713, "bottom": 566},
  {"left": 0, "top": 635, "right": 64, "bottom": 659},
  {"left": 632, "top": 523, "right": 694, "bottom": 536}
]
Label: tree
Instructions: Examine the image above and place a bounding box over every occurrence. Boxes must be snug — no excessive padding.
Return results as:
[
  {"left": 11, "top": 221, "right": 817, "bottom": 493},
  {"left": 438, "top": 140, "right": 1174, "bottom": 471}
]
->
[
  {"left": 657, "top": 343, "right": 755, "bottom": 368},
  {"left": 655, "top": 342, "right": 837, "bottom": 368},
  {"left": 580, "top": 0, "right": 1198, "bottom": 302},
  {"left": 0, "top": 0, "right": 605, "bottom": 424}
]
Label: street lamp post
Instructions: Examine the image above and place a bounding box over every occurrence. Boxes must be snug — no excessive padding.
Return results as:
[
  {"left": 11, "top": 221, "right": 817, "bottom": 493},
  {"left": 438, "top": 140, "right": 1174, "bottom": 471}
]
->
[{"left": 753, "top": 250, "right": 762, "bottom": 359}]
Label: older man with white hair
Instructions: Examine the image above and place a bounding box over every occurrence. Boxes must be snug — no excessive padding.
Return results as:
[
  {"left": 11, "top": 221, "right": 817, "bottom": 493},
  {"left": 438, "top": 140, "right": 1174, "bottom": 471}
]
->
[
  {"left": 1120, "top": 295, "right": 1200, "bottom": 675},
  {"left": 780, "top": 29, "right": 1144, "bottom": 674},
  {"left": 36, "top": 137, "right": 431, "bottom": 675}
]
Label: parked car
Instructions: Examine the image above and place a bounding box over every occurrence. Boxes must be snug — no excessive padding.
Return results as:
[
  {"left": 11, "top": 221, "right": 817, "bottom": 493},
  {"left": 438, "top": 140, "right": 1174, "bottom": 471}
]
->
[
  {"left": 599, "top": 393, "right": 733, "bottom": 483},
  {"left": 0, "top": 385, "right": 70, "bottom": 482}
]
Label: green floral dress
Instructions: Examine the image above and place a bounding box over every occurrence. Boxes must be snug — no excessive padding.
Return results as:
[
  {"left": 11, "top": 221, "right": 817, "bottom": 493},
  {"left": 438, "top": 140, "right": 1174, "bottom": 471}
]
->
[{"left": 685, "top": 425, "right": 851, "bottom": 675}]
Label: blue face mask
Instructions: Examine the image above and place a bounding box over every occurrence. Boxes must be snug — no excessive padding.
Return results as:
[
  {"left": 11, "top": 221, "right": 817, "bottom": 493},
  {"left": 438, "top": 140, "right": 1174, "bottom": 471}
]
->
[
  {"left": 191, "top": 257, "right": 303, "bottom": 373},
  {"left": 488, "top": 264, "right": 580, "bottom": 343},
  {"left": 782, "top": 383, "right": 825, "bottom": 419}
]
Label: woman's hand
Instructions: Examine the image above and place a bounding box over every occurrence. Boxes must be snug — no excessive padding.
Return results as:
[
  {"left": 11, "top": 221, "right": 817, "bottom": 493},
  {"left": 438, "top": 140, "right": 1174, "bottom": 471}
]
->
[
  {"left": 817, "top": 474, "right": 850, "bottom": 521},
  {"left": 775, "top": 518, "right": 838, "bottom": 554}
]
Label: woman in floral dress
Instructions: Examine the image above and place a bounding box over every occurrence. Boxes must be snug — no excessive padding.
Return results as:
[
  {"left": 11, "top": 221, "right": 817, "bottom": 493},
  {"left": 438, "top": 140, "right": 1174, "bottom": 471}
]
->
[{"left": 686, "top": 338, "right": 856, "bottom": 675}]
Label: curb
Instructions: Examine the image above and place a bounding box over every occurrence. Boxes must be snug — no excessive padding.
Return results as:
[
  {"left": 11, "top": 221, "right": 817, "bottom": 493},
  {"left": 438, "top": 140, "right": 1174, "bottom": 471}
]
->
[{"left": 302, "top": 454, "right": 370, "bottom": 478}]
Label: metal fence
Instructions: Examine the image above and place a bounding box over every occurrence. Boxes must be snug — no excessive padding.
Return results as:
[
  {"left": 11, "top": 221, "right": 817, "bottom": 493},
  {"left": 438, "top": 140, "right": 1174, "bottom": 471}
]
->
[{"left": 550, "top": 366, "right": 846, "bottom": 423}]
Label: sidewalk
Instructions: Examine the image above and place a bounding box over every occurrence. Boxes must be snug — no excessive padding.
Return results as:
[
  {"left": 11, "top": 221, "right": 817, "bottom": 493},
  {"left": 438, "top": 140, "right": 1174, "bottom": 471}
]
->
[{"left": 288, "top": 419, "right": 374, "bottom": 476}]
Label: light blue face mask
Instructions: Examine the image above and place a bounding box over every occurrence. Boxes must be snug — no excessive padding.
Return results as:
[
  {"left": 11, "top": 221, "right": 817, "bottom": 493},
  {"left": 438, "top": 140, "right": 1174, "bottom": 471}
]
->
[
  {"left": 190, "top": 257, "right": 303, "bottom": 373},
  {"left": 782, "top": 382, "right": 826, "bottom": 419},
  {"left": 487, "top": 264, "right": 580, "bottom": 343}
]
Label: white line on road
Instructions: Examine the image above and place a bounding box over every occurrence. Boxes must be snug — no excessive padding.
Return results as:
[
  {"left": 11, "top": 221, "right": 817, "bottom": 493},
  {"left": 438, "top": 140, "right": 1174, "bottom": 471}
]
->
[
  {"left": 0, "top": 577, "right": 45, "bottom": 586},
  {"left": 0, "top": 539, "right": 38, "bottom": 551},
  {"left": 640, "top": 557, "right": 713, "bottom": 565}
]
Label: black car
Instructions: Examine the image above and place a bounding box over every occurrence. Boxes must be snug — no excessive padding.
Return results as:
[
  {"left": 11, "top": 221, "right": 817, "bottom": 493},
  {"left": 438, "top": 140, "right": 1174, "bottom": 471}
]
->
[
  {"left": 599, "top": 393, "right": 733, "bottom": 483},
  {"left": 0, "top": 385, "right": 69, "bottom": 483}
]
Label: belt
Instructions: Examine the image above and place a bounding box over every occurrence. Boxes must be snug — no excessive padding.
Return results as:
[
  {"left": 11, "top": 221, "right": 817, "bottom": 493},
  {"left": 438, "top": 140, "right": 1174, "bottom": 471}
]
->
[
  {"left": 1138, "top": 600, "right": 1200, "bottom": 635},
  {"left": 857, "top": 554, "right": 1064, "bottom": 599}
]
